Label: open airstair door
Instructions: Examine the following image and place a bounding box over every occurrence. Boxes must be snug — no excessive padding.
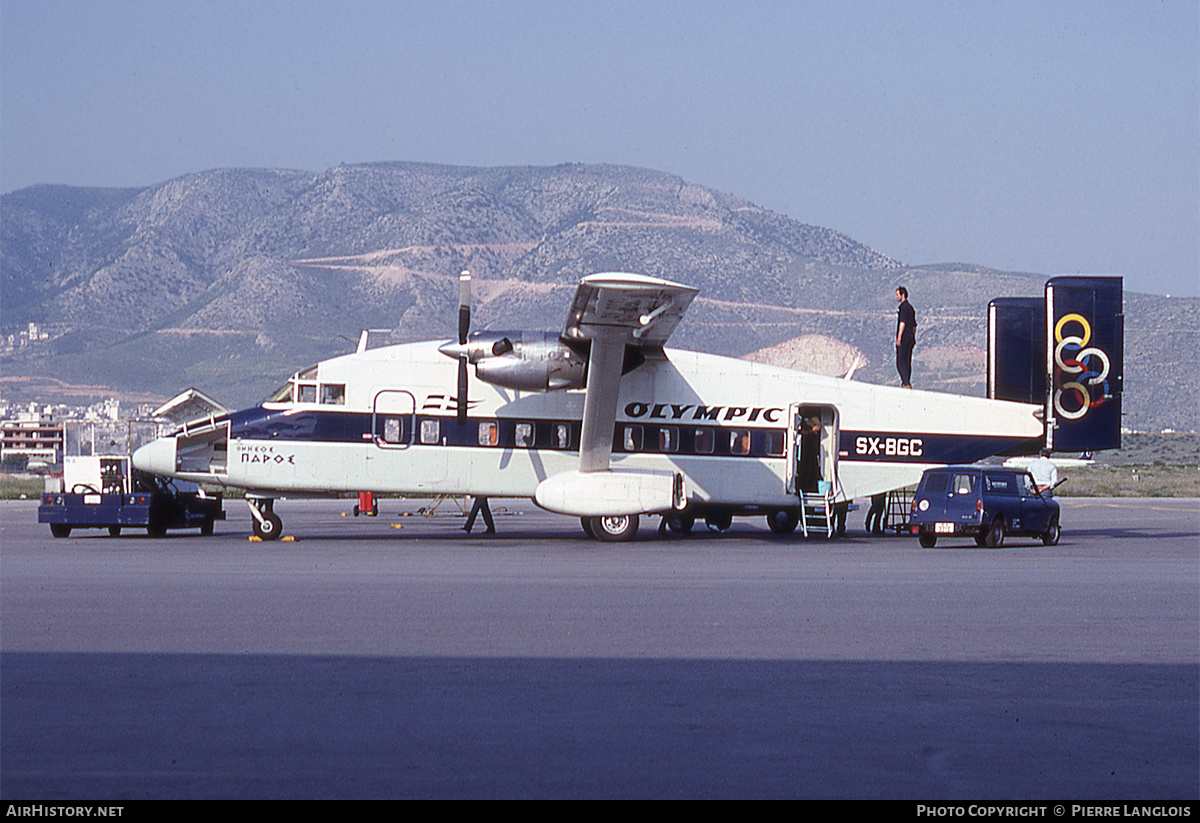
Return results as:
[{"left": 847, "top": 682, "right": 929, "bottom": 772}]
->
[
  {"left": 788, "top": 404, "right": 840, "bottom": 538},
  {"left": 534, "top": 273, "right": 697, "bottom": 518},
  {"left": 787, "top": 405, "right": 839, "bottom": 496}
]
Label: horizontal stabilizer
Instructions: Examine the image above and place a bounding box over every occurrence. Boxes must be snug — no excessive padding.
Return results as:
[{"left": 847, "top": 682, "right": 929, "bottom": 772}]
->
[{"left": 534, "top": 469, "right": 686, "bottom": 517}]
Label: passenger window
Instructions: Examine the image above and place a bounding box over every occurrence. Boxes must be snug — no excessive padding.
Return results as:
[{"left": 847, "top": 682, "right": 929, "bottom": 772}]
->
[
  {"left": 730, "top": 429, "right": 751, "bottom": 455},
  {"left": 658, "top": 427, "right": 677, "bottom": 452},
  {"left": 694, "top": 428, "right": 714, "bottom": 454},
  {"left": 320, "top": 384, "right": 345, "bottom": 405},
  {"left": 420, "top": 419, "right": 440, "bottom": 445},
  {"left": 516, "top": 423, "right": 534, "bottom": 448},
  {"left": 297, "top": 384, "right": 317, "bottom": 404},
  {"left": 623, "top": 425, "right": 643, "bottom": 451},
  {"left": 764, "top": 430, "right": 785, "bottom": 456},
  {"left": 478, "top": 421, "right": 499, "bottom": 446}
]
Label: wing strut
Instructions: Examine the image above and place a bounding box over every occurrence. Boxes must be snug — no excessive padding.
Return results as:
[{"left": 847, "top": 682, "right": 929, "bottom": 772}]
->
[{"left": 578, "top": 332, "right": 626, "bottom": 472}]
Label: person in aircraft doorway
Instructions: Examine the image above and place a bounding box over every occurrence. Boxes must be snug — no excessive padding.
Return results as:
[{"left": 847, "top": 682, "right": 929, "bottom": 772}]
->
[
  {"left": 797, "top": 417, "right": 823, "bottom": 494},
  {"left": 895, "top": 286, "right": 917, "bottom": 388}
]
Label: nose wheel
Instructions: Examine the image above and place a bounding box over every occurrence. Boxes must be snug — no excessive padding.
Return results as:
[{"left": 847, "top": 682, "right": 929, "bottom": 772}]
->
[{"left": 248, "top": 498, "right": 283, "bottom": 540}]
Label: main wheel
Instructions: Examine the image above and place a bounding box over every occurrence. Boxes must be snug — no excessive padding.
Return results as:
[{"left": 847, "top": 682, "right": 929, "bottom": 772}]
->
[
  {"left": 984, "top": 518, "right": 1006, "bottom": 548},
  {"left": 664, "top": 512, "right": 695, "bottom": 534},
  {"left": 705, "top": 511, "right": 733, "bottom": 533},
  {"left": 588, "top": 514, "right": 639, "bottom": 542},
  {"left": 580, "top": 517, "right": 595, "bottom": 538},
  {"left": 766, "top": 509, "right": 799, "bottom": 534},
  {"left": 253, "top": 512, "right": 283, "bottom": 541},
  {"left": 1041, "top": 518, "right": 1061, "bottom": 546}
]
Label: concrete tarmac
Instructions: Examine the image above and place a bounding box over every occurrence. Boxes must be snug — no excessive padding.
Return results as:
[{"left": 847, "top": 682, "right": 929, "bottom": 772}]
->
[{"left": 2, "top": 497, "right": 1197, "bottom": 799}]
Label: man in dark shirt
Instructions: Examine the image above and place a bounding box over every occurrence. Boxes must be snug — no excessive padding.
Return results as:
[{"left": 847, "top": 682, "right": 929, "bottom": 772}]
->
[{"left": 895, "top": 286, "right": 916, "bottom": 388}]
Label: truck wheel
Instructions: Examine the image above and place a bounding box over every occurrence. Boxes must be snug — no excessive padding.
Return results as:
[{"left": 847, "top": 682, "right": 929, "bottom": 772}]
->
[
  {"left": 1041, "top": 518, "right": 1060, "bottom": 546},
  {"left": 108, "top": 526, "right": 121, "bottom": 537},
  {"left": 918, "top": 532, "right": 937, "bottom": 548},
  {"left": 200, "top": 520, "right": 214, "bottom": 536},
  {"left": 147, "top": 522, "right": 167, "bottom": 538},
  {"left": 253, "top": 512, "right": 283, "bottom": 541},
  {"left": 50, "top": 524, "right": 71, "bottom": 538},
  {"left": 588, "top": 514, "right": 639, "bottom": 542},
  {"left": 984, "top": 518, "right": 1006, "bottom": 548}
]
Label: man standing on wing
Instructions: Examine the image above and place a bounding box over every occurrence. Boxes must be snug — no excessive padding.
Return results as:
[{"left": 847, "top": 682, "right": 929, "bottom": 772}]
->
[{"left": 895, "top": 286, "right": 917, "bottom": 388}]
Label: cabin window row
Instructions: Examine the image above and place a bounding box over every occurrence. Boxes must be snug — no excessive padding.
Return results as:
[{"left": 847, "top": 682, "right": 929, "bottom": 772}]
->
[{"left": 379, "top": 416, "right": 785, "bottom": 456}]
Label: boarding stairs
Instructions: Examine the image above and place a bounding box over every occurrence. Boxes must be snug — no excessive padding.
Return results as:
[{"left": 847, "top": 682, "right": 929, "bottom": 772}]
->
[{"left": 799, "top": 481, "right": 835, "bottom": 538}]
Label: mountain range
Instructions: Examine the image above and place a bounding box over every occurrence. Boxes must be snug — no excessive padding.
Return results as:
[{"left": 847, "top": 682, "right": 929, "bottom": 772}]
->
[{"left": 2, "top": 162, "right": 1195, "bottom": 433}]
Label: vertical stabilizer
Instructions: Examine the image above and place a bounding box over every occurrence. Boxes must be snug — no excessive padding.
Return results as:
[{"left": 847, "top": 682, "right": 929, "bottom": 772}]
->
[
  {"left": 1045, "top": 276, "right": 1123, "bottom": 452},
  {"left": 988, "top": 297, "right": 1046, "bottom": 404}
]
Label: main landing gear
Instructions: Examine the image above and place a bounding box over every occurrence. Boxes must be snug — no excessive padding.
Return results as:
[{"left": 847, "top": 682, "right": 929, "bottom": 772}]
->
[{"left": 248, "top": 497, "right": 283, "bottom": 540}]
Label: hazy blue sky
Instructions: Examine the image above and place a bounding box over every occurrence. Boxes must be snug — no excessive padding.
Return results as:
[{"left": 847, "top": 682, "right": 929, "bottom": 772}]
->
[{"left": 2, "top": 0, "right": 1196, "bottom": 296}]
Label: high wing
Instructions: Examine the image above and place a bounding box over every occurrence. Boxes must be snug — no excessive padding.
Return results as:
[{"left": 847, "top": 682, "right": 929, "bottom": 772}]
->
[{"left": 560, "top": 272, "right": 697, "bottom": 473}]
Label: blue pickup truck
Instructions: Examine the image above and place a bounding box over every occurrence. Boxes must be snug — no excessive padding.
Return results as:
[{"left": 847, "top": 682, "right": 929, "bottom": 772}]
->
[{"left": 908, "top": 465, "right": 1060, "bottom": 548}]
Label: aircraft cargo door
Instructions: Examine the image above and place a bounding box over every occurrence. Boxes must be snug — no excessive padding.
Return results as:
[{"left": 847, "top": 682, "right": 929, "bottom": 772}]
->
[{"left": 787, "top": 404, "right": 839, "bottom": 497}]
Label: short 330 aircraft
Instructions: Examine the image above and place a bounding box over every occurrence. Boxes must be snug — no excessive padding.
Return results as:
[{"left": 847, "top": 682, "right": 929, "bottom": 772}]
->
[{"left": 132, "top": 272, "right": 1122, "bottom": 540}]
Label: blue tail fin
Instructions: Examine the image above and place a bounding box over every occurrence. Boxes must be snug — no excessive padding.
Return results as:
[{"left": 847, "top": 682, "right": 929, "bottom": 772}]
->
[
  {"left": 1045, "top": 276, "right": 1123, "bottom": 452},
  {"left": 988, "top": 276, "right": 1123, "bottom": 452}
]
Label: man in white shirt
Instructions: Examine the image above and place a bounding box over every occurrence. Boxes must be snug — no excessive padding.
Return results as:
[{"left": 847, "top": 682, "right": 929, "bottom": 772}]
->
[{"left": 1028, "top": 448, "right": 1059, "bottom": 495}]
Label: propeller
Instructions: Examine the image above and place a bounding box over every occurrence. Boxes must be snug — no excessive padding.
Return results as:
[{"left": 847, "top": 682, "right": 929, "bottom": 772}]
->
[{"left": 456, "top": 270, "right": 470, "bottom": 425}]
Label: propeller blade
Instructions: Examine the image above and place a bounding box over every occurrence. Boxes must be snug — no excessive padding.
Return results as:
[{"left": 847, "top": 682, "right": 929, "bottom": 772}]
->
[
  {"left": 457, "top": 355, "right": 469, "bottom": 425},
  {"left": 457, "top": 270, "right": 471, "bottom": 424},
  {"left": 458, "top": 270, "right": 471, "bottom": 345}
]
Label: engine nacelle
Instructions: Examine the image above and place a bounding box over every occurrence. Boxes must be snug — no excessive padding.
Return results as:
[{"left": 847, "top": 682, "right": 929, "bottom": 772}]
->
[{"left": 440, "top": 331, "right": 587, "bottom": 392}]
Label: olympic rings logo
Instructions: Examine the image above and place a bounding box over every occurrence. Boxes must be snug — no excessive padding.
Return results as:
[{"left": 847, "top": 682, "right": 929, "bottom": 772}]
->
[{"left": 1053, "top": 313, "right": 1111, "bottom": 420}]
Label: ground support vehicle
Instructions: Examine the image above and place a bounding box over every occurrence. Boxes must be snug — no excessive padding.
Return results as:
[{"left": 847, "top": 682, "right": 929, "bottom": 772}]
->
[
  {"left": 38, "top": 455, "right": 223, "bottom": 538},
  {"left": 908, "top": 465, "right": 1060, "bottom": 548}
]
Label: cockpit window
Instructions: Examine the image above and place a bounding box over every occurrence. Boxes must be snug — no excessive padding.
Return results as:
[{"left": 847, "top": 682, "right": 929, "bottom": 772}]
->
[
  {"left": 298, "top": 364, "right": 319, "bottom": 380},
  {"left": 265, "top": 381, "right": 293, "bottom": 404},
  {"left": 320, "top": 384, "right": 346, "bottom": 405}
]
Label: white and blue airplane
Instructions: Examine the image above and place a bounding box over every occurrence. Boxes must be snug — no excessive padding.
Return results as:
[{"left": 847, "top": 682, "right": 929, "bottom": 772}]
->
[{"left": 132, "top": 272, "right": 1122, "bottom": 540}]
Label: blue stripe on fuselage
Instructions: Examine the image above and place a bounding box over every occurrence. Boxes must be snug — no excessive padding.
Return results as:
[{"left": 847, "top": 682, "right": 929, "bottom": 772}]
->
[{"left": 228, "top": 406, "right": 1037, "bottom": 464}]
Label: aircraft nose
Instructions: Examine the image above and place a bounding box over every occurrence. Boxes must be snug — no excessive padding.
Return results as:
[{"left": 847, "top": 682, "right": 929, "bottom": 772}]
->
[{"left": 132, "top": 437, "right": 177, "bottom": 476}]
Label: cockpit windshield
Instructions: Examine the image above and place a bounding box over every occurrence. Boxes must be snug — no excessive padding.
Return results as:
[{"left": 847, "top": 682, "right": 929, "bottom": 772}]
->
[
  {"left": 264, "top": 364, "right": 320, "bottom": 405},
  {"left": 265, "top": 380, "right": 294, "bottom": 404}
]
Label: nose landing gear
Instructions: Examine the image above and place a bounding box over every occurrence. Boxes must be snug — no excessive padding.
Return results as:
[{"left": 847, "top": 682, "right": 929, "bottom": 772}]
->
[{"left": 248, "top": 497, "right": 283, "bottom": 540}]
